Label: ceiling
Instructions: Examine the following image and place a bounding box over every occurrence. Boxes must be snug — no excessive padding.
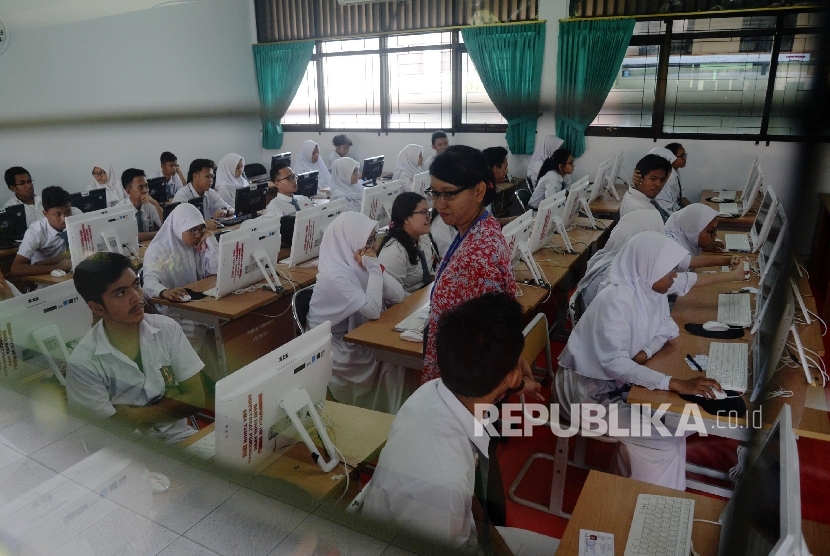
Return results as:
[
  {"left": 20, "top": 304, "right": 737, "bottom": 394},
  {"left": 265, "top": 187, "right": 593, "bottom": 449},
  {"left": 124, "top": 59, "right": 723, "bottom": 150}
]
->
[{"left": 0, "top": 0, "right": 198, "bottom": 30}]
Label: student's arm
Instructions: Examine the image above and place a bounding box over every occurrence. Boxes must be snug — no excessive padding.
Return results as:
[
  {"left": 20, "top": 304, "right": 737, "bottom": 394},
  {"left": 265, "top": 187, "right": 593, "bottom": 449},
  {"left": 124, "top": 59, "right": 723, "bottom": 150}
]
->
[
  {"left": 114, "top": 374, "right": 205, "bottom": 424},
  {"left": 376, "top": 242, "right": 408, "bottom": 289},
  {"left": 691, "top": 264, "right": 748, "bottom": 289},
  {"left": 382, "top": 270, "right": 406, "bottom": 305},
  {"left": 209, "top": 190, "right": 234, "bottom": 218},
  {"left": 689, "top": 254, "right": 734, "bottom": 268},
  {"left": 144, "top": 194, "right": 163, "bottom": 222},
  {"left": 142, "top": 269, "right": 188, "bottom": 301},
  {"left": 356, "top": 256, "right": 385, "bottom": 320},
  {"left": 137, "top": 232, "right": 157, "bottom": 242},
  {"left": 9, "top": 254, "right": 70, "bottom": 277}
]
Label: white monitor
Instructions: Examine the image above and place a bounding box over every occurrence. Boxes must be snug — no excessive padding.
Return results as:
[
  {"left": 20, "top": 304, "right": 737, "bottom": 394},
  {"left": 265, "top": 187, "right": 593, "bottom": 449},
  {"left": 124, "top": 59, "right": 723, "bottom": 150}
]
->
[
  {"left": 562, "top": 176, "right": 590, "bottom": 229},
  {"left": 285, "top": 198, "right": 347, "bottom": 267},
  {"left": 528, "top": 190, "right": 568, "bottom": 253},
  {"left": 360, "top": 180, "right": 401, "bottom": 228},
  {"left": 740, "top": 167, "right": 764, "bottom": 217},
  {"left": 501, "top": 211, "right": 534, "bottom": 269},
  {"left": 737, "top": 156, "right": 760, "bottom": 201},
  {"left": 717, "top": 404, "right": 808, "bottom": 556},
  {"left": 610, "top": 150, "right": 625, "bottom": 189},
  {"left": 758, "top": 209, "right": 787, "bottom": 287},
  {"left": 411, "top": 171, "right": 431, "bottom": 199},
  {"left": 0, "top": 280, "right": 93, "bottom": 385},
  {"left": 751, "top": 231, "right": 788, "bottom": 336},
  {"left": 66, "top": 205, "right": 139, "bottom": 268},
  {"left": 215, "top": 321, "right": 337, "bottom": 474},
  {"left": 750, "top": 284, "right": 794, "bottom": 399},
  {"left": 210, "top": 218, "right": 282, "bottom": 298},
  {"left": 750, "top": 187, "right": 779, "bottom": 252},
  {"left": 587, "top": 158, "right": 612, "bottom": 204}
]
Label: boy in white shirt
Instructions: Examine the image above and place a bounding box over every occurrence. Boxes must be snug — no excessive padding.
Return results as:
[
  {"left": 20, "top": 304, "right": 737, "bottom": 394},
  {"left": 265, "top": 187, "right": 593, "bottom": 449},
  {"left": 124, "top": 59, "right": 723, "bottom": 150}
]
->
[
  {"left": 265, "top": 163, "right": 313, "bottom": 218},
  {"left": 327, "top": 134, "right": 353, "bottom": 170},
  {"left": 619, "top": 154, "right": 672, "bottom": 221},
  {"left": 172, "top": 158, "right": 234, "bottom": 230},
  {"left": 10, "top": 185, "right": 75, "bottom": 278},
  {"left": 653, "top": 143, "right": 690, "bottom": 213},
  {"left": 422, "top": 130, "right": 449, "bottom": 170},
  {"left": 3, "top": 166, "right": 45, "bottom": 227},
  {"left": 117, "top": 168, "right": 163, "bottom": 242},
  {"left": 153, "top": 151, "right": 186, "bottom": 200},
  {"left": 66, "top": 252, "right": 206, "bottom": 444}
]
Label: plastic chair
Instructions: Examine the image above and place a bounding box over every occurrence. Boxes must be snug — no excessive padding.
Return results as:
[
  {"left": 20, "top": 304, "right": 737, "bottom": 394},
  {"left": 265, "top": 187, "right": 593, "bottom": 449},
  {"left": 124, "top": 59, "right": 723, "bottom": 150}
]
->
[{"left": 292, "top": 285, "right": 314, "bottom": 335}]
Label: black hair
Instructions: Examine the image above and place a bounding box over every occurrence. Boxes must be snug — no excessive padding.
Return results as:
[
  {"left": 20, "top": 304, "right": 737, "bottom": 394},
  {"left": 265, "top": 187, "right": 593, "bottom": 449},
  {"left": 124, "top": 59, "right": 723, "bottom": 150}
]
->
[
  {"left": 121, "top": 168, "right": 146, "bottom": 189},
  {"left": 537, "top": 148, "right": 572, "bottom": 182},
  {"left": 270, "top": 162, "right": 290, "bottom": 182},
  {"left": 431, "top": 130, "right": 448, "bottom": 146},
  {"left": 437, "top": 293, "right": 525, "bottom": 398},
  {"left": 332, "top": 134, "right": 352, "bottom": 148},
  {"left": 664, "top": 143, "right": 684, "bottom": 156},
  {"left": 41, "top": 186, "right": 71, "bottom": 211},
  {"left": 378, "top": 192, "right": 427, "bottom": 265},
  {"left": 187, "top": 159, "right": 215, "bottom": 184},
  {"left": 429, "top": 145, "right": 495, "bottom": 207},
  {"left": 4, "top": 166, "right": 30, "bottom": 189},
  {"left": 635, "top": 154, "right": 672, "bottom": 181},
  {"left": 482, "top": 146, "right": 508, "bottom": 171},
  {"left": 74, "top": 252, "right": 135, "bottom": 305},
  {"left": 160, "top": 151, "right": 177, "bottom": 164}
]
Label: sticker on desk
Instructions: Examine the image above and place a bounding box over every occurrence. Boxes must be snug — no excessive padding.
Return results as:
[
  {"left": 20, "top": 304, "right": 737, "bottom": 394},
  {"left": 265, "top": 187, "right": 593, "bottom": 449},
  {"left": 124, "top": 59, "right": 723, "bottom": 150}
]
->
[
  {"left": 579, "top": 529, "right": 614, "bottom": 556},
  {"left": 686, "top": 355, "right": 709, "bottom": 371}
]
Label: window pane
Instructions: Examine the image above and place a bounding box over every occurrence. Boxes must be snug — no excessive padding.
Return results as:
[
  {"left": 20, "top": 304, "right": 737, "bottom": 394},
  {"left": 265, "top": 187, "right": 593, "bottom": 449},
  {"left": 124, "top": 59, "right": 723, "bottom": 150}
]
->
[
  {"left": 633, "top": 21, "right": 666, "bottom": 35},
  {"left": 767, "top": 34, "right": 819, "bottom": 135},
  {"left": 663, "top": 36, "right": 769, "bottom": 134},
  {"left": 461, "top": 53, "right": 506, "bottom": 125},
  {"left": 388, "top": 48, "right": 452, "bottom": 129},
  {"left": 592, "top": 45, "right": 658, "bottom": 128},
  {"left": 387, "top": 32, "right": 452, "bottom": 48},
  {"left": 322, "top": 54, "right": 381, "bottom": 129},
  {"left": 283, "top": 61, "right": 318, "bottom": 125},
  {"left": 322, "top": 38, "right": 379, "bottom": 53}
]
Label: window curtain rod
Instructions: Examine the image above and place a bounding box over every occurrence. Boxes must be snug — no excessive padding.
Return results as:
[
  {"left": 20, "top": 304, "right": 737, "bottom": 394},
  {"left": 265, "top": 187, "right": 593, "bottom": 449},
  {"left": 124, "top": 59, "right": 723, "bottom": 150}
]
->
[{"left": 564, "top": 4, "right": 820, "bottom": 23}]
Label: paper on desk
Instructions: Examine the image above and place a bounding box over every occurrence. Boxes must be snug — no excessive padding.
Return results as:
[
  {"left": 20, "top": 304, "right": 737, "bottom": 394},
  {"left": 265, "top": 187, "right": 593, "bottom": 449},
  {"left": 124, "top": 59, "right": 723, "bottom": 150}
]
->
[
  {"left": 579, "top": 529, "right": 614, "bottom": 556},
  {"left": 686, "top": 355, "right": 709, "bottom": 371}
]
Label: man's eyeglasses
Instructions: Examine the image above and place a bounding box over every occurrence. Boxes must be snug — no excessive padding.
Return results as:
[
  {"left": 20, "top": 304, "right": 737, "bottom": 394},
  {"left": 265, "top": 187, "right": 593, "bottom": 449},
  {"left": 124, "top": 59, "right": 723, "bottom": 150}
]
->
[
  {"left": 424, "top": 187, "right": 468, "bottom": 202},
  {"left": 276, "top": 174, "right": 297, "bottom": 183}
]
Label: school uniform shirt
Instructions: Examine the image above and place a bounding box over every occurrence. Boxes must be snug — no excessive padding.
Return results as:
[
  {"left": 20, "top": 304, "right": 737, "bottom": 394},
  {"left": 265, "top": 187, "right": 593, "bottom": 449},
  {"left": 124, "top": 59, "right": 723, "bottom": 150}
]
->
[
  {"left": 172, "top": 184, "right": 232, "bottom": 221},
  {"left": 116, "top": 198, "right": 161, "bottom": 233},
  {"left": 2, "top": 195, "right": 44, "bottom": 227},
  {"left": 66, "top": 314, "right": 204, "bottom": 444},
  {"left": 430, "top": 215, "right": 457, "bottom": 259},
  {"left": 654, "top": 171, "right": 681, "bottom": 213},
  {"left": 619, "top": 187, "right": 663, "bottom": 220},
  {"left": 16, "top": 211, "right": 77, "bottom": 263},
  {"left": 528, "top": 172, "right": 567, "bottom": 210},
  {"left": 423, "top": 154, "right": 436, "bottom": 170},
  {"left": 265, "top": 193, "right": 313, "bottom": 218},
  {"left": 377, "top": 235, "right": 437, "bottom": 294},
  {"left": 152, "top": 170, "right": 184, "bottom": 199}
]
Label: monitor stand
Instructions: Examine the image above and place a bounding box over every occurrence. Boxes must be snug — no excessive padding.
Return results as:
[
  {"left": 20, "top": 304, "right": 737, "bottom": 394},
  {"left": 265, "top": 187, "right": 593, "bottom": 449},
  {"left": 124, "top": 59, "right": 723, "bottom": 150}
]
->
[
  {"left": 578, "top": 199, "right": 598, "bottom": 229},
  {"left": 605, "top": 179, "right": 621, "bottom": 200},
  {"left": 102, "top": 229, "right": 123, "bottom": 254},
  {"left": 279, "top": 388, "right": 340, "bottom": 473},
  {"left": 252, "top": 248, "right": 284, "bottom": 294},
  {"left": 790, "top": 278, "right": 811, "bottom": 324},
  {"left": 518, "top": 241, "right": 547, "bottom": 288},
  {"left": 32, "top": 324, "right": 70, "bottom": 386},
  {"left": 551, "top": 215, "right": 574, "bottom": 254},
  {"left": 789, "top": 324, "right": 815, "bottom": 387}
]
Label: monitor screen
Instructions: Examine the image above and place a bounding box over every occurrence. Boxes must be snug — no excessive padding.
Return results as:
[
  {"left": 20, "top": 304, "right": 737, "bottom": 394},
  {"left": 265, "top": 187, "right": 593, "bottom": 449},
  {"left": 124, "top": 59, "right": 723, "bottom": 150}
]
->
[
  {"left": 754, "top": 190, "right": 775, "bottom": 237},
  {"left": 234, "top": 184, "right": 269, "bottom": 219},
  {"left": 213, "top": 218, "right": 281, "bottom": 298},
  {"left": 296, "top": 171, "right": 318, "bottom": 198},
  {"left": 270, "top": 152, "right": 291, "bottom": 174},
  {"left": 361, "top": 156, "right": 384, "bottom": 184},
  {"left": 758, "top": 211, "right": 786, "bottom": 284},
  {"left": 562, "top": 176, "right": 590, "bottom": 228},
  {"left": 70, "top": 190, "right": 107, "bottom": 213},
  {"left": 0, "top": 204, "right": 27, "bottom": 246},
  {"left": 163, "top": 197, "right": 204, "bottom": 221},
  {"left": 146, "top": 177, "right": 167, "bottom": 204}
]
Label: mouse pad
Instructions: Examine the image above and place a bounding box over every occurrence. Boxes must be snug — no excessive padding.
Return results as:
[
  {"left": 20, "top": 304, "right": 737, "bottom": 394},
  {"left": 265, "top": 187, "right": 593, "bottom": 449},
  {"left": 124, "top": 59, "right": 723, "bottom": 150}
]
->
[
  {"left": 684, "top": 323, "right": 745, "bottom": 340},
  {"left": 183, "top": 288, "right": 207, "bottom": 301},
  {"left": 679, "top": 391, "right": 746, "bottom": 415}
]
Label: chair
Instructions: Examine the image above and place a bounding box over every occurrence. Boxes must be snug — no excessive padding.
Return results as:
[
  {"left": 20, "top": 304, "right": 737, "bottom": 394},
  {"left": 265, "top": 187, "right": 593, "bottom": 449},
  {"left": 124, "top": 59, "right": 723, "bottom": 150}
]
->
[
  {"left": 244, "top": 163, "right": 268, "bottom": 180},
  {"left": 292, "top": 285, "right": 314, "bottom": 335},
  {"left": 513, "top": 188, "right": 532, "bottom": 214}
]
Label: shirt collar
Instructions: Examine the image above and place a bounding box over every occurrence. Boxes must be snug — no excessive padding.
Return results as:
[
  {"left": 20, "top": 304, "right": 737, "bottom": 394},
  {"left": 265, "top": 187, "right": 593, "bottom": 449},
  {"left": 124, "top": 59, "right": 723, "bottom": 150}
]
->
[
  {"left": 93, "top": 318, "right": 161, "bottom": 357},
  {"left": 435, "top": 379, "right": 491, "bottom": 458},
  {"left": 277, "top": 193, "right": 295, "bottom": 202},
  {"left": 627, "top": 187, "right": 651, "bottom": 202}
]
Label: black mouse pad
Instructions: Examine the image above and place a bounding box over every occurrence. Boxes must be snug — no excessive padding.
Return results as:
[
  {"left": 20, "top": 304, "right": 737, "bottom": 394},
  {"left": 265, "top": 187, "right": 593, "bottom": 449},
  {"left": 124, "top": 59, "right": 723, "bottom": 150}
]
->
[
  {"left": 184, "top": 288, "right": 207, "bottom": 301},
  {"left": 684, "top": 323, "right": 745, "bottom": 340},
  {"left": 679, "top": 391, "right": 746, "bottom": 416}
]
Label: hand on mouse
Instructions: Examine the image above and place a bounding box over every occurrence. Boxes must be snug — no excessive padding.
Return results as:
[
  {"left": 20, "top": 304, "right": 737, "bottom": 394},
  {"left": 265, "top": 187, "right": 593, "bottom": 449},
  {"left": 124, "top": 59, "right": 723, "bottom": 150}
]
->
[
  {"left": 670, "top": 377, "right": 724, "bottom": 400},
  {"left": 57, "top": 258, "right": 73, "bottom": 272},
  {"left": 205, "top": 219, "right": 220, "bottom": 231},
  {"left": 161, "top": 287, "right": 189, "bottom": 302}
]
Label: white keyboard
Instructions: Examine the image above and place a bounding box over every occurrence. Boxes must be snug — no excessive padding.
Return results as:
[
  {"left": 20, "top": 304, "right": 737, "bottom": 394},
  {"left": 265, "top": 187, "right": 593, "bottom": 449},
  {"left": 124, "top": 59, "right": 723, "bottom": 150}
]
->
[
  {"left": 725, "top": 233, "right": 751, "bottom": 252},
  {"left": 183, "top": 431, "right": 215, "bottom": 461},
  {"left": 707, "top": 342, "right": 749, "bottom": 391},
  {"left": 394, "top": 304, "right": 431, "bottom": 332},
  {"left": 716, "top": 190, "right": 737, "bottom": 200},
  {"left": 624, "top": 494, "right": 694, "bottom": 556},
  {"left": 717, "top": 293, "right": 752, "bottom": 327},
  {"left": 717, "top": 202, "right": 740, "bottom": 215}
]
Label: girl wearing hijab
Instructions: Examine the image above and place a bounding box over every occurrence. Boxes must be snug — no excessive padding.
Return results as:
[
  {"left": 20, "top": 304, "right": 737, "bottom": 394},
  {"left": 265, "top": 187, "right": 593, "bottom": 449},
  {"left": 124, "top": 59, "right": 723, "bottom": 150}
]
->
[
  {"left": 377, "top": 192, "right": 437, "bottom": 294},
  {"left": 664, "top": 203, "right": 740, "bottom": 271},
  {"left": 392, "top": 144, "right": 425, "bottom": 192},
  {"left": 330, "top": 157, "right": 364, "bottom": 212},
  {"left": 526, "top": 135, "right": 564, "bottom": 187},
  {"left": 556, "top": 232, "right": 724, "bottom": 490},
  {"left": 528, "top": 148, "right": 573, "bottom": 209},
  {"left": 88, "top": 163, "right": 127, "bottom": 207},
  {"left": 306, "top": 212, "right": 408, "bottom": 413},
  {"left": 294, "top": 140, "right": 332, "bottom": 192},
  {"left": 215, "top": 153, "right": 249, "bottom": 206}
]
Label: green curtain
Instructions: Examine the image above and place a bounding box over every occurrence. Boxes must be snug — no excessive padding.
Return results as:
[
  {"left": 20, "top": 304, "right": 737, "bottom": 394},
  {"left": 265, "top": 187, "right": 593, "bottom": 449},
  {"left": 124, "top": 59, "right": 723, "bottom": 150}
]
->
[
  {"left": 555, "top": 19, "right": 634, "bottom": 158},
  {"left": 462, "top": 23, "right": 546, "bottom": 155},
  {"left": 252, "top": 41, "right": 314, "bottom": 149}
]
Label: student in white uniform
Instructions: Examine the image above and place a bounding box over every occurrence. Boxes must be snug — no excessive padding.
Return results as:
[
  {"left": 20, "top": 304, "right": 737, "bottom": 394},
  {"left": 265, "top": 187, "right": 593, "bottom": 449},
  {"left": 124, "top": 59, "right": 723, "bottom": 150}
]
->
[
  {"left": 652, "top": 144, "right": 689, "bottom": 213},
  {"left": 88, "top": 163, "right": 127, "bottom": 207},
  {"left": 665, "top": 203, "right": 745, "bottom": 271},
  {"left": 556, "top": 232, "right": 724, "bottom": 490},
  {"left": 10, "top": 186, "right": 75, "bottom": 278},
  {"left": 117, "top": 168, "right": 162, "bottom": 242},
  {"left": 0, "top": 269, "right": 21, "bottom": 300},
  {"left": 527, "top": 148, "right": 573, "bottom": 210},
  {"left": 526, "top": 134, "right": 563, "bottom": 188},
  {"left": 265, "top": 163, "right": 313, "bottom": 218},
  {"left": 329, "top": 157, "right": 364, "bottom": 212},
  {"left": 214, "top": 153, "right": 249, "bottom": 206},
  {"left": 619, "top": 154, "right": 673, "bottom": 221},
  {"left": 306, "top": 211, "right": 408, "bottom": 413},
  {"left": 294, "top": 140, "right": 332, "bottom": 192},
  {"left": 422, "top": 130, "right": 449, "bottom": 170},
  {"left": 327, "top": 134, "right": 353, "bottom": 170},
  {"left": 3, "top": 166, "right": 45, "bottom": 226},
  {"left": 377, "top": 192, "right": 437, "bottom": 294},
  {"left": 153, "top": 151, "right": 186, "bottom": 200},
  {"left": 392, "top": 144, "right": 425, "bottom": 192},
  {"left": 362, "top": 294, "right": 559, "bottom": 555},
  {"left": 67, "top": 252, "right": 205, "bottom": 444},
  {"left": 172, "top": 159, "right": 234, "bottom": 230}
]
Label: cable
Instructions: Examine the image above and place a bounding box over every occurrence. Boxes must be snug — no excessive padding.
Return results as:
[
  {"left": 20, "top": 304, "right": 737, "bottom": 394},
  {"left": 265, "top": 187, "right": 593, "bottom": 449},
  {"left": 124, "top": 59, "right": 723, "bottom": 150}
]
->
[
  {"left": 805, "top": 309, "right": 827, "bottom": 336},
  {"left": 335, "top": 446, "right": 350, "bottom": 503},
  {"left": 764, "top": 386, "right": 793, "bottom": 401},
  {"left": 692, "top": 519, "right": 722, "bottom": 527}
]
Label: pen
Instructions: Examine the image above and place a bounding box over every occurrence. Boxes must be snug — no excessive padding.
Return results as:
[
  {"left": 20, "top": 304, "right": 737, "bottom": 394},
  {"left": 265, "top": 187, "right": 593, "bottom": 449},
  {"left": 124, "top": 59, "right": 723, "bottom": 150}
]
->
[{"left": 686, "top": 354, "right": 704, "bottom": 372}]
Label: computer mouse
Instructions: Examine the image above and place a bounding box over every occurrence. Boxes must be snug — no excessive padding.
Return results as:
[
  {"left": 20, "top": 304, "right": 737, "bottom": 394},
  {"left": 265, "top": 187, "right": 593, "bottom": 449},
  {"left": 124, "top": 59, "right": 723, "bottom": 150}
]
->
[
  {"left": 149, "top": 472, "right": 171, "bottom": 493},
  {"left": 696, "top": 389, "right": 729, "bottom": 400},
  {"left": 50, "top": 269, "right": 67, "bottom": 278},
  {"left": 177, "top": 294, "right": 192, "bottom": 302},
  {"left": 214, "top": 222, "right": 225, "bottom": 228},
  {"left": 711, "top": 197, "right": 725, "bottom": 203},
  {"left": 702, "top": 321, "right": 731, "bottom": 332},
  {"left": 400, "top": 330, "right": 423, "bottom": 343}
]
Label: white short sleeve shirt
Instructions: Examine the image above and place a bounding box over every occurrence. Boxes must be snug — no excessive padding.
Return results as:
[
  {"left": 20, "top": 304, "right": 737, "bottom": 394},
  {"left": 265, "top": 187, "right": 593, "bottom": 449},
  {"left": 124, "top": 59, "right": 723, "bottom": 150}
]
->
[
  {"left": 17, "top": 216, "right": 70, "bottom": 263},
  {"left": 2, "top": 195, "right": 45, "bottom": 227},
  {"left": 265, "top": 193, "right": 313, "bottom": 218},
  {"left": 116, "top": 198, "right": 161, "bottom": 232},
  {"left": 619, "top": 187, "right": 659, "bottom": 218},
  {"left": 172, "top": 185, "right": 232, "bottom": 220}
]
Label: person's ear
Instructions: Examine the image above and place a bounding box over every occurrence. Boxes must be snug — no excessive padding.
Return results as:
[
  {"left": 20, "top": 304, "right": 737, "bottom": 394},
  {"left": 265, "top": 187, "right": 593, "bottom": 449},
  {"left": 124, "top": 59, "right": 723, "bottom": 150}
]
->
[
  {"left": 87, "top": 300, "right": 106, "bottom": 319},
  {"left": 498, "top": 359, "right": 524, "bottom": 393},
  {"left": 473, "top": 181, "right": 487, "bottom": 204}
]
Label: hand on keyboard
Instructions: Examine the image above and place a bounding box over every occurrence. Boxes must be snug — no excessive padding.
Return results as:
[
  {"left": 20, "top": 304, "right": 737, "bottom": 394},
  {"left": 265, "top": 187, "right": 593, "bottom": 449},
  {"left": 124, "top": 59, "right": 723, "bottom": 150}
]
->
[{"left": 669, "top": 376, "right": 724, "bottom": 400}]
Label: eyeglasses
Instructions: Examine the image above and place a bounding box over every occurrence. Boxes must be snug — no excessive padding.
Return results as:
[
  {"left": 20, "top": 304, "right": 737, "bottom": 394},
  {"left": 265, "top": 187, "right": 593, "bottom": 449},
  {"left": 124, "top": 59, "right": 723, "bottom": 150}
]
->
[
  {"left": 14, "top": 179, "right": 33, "bottom": 186},
  {"left": 678, "top": 153, "right": 688, "bottom": 160},
  {"left": 92, "top": 170, "right": 107, "bottom": 177},
  {"left": 186, "top": 225, "right": 207, "bottom": 237},
  {"left": 411, "top": 209, "right": 432, "bottom": 219},
  {"left": 564, "top": 160, "right": 575, "bottom": 167},
  {"left": 424, "top": 187, "right": 468, "bottom": 202},
  {"left": 276, "top": 174, "right": 297, "bottom": 183},
  {"left": 365, "top": 234, "right": 377, "bottom": 248}
]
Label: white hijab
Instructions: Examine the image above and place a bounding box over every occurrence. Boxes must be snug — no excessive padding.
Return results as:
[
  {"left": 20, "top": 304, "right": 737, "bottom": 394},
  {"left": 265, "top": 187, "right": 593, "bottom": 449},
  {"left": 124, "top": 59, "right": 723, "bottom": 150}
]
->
[
  {"left": 564, "top": 232, "right": 687, "bottom": 381},
  {"left": 295, "top": 140, "right": 331, "bottom": 190},
  {"left": 330, "top": 157, "right": 363, "bottom": 209},
  {"left": 143, "top": 203, "right": 218, "bottom": 290},
  {"left": 311, "top": 211, "right": 378, "bottom": 327},
  {"left": 215, "top": 153, "right": 248, "bottom": 191},
  {"left": 89, "top": 162, "right": 126, "bottom": 207},
  {"left": 664, "top": 203, "right": 718, "bottom": 257},
  {"left": 392, "top": 144, "right": 424, "bottom": 185},
  {"left": 527, "top": 135, "right": 564, "bottom": 185}
]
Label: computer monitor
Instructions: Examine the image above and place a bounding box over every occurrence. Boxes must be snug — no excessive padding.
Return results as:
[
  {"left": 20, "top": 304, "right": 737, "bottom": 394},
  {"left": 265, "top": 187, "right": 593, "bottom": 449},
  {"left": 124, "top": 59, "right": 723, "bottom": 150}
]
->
[
  {"left": 70, "top": 189, "right": 107, "bottom": 213},
  {"left": 361, "top": 155, "right": 384, "bottom": 185},
  {"left": 527, "top": 190, "right": 569, "bottom": 253},
  {"left": 163, "top": 197, "right": 204, "bottom": 221},
  {"left": 210, "top": 218, "right": 282, "bottom": 298},
  {"left": 285, "top": 198, "right": 347, "bottom": 267},
  {"left": 609, "top": 150, "right": 626, "bottom": 193},
  {"left": 65, "top": 205, "right": 140, "bottom": 268},
  {"left": 737, "top": 156, "right": 760, "bottom": 201},
  {"left": 717, "top": 405, "right": 808, "bottom": 556},
  {"left": 587, "top": 158, "right": 612, "bottom": 204},
  {"left": 562, "top": 176, "right": 591, "bottom": 229},
  {"left": 411, "top": 171, "right": 431, "bottom": 198},
  {"left": 0, "top": 279, "right": 92, "bottom": 385},
  {"left": 234, "top": 183, "right": 269, "bottom": 220},
  {"left": 740, "top": 168, "right": 764, "bottom": 217},
  {"left": 501, "top": 211, "right": 534, "bottom": 269},
  {"left": 360, "top": 180, "right": 401, "bottom": 228},
  {"left": 750, "top": 284, "right": 794, "bottom": 400},
  {"left": 270, "top": 152, "right": 291, "bottom": 174},
  {"left": 0, "top": 204, "right": 27, "bottom": 247},
  {"left": 758, "top": 210, "right": 787, "bottom": 287},
  {"left": 749, "top": 187, "right": 779, "bottom": 252},
  {"left": 214, "top": 320, "right": 338, "bottom": 474},
  {"left": 147, "top": 177, "right": 168, "bottom": 204},
  {"left": 296, "top": 171, "right": 319, "bottom": 198}
]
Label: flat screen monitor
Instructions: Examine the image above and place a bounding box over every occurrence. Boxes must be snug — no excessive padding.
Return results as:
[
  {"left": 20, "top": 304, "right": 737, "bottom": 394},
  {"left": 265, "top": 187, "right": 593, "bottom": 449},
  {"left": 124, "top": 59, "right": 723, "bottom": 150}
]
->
[
  {"left": 587, "top": 158, "right": 612, "bottom": 204},
  {"left": 285, "top": 198, "right": 347, "bottom": 267},
  {"left": 751, "top": 285, "right": 794, "bottom": 400},
  {"left": 211, "top": 218, "right": 282, "bottom": 298},
  {"left": 610, "top": 150, "right": 625, "bottom": 187},
  {"left": 501, "top": 210, "right": 534, "bottom": 269},
  {"left": 163, "top": 197, "right": 204, "bottom": 221},
  {"left": 215, "top": 321, "right": 334, "bottom": 474},
  {"left": 146, "top": 177, "right": 168, "bottom": 204},
  {"left": 296, "top": 171, "right": 318, "bottom": 198},
  {"left": 0, "top": 204, "right": 27, "bottom": 247},
  {"left": 740, "top": 168, "right": 764, "bottom": 217},
  {"left": 411, "top": 171, "right": 431, "bottom": 198},
  {"left": 360, "top": 180, "right": 401, "bottom": 228},
  {"left": 562, "top": 176, "right": 590, "bottom": 229},
  {"left": 751, "top": 221, "right": 789, "bottom": 336},
  {"left": 738, "top": 156, "right": 760, "bottom": 201},
  {"left": 65, "top": 205, "right": 139, "bottom": 268},
  {"left": 758, "top": 210, "right": 787, "bottom": 287},
  {"left": 528, "top": 190, "right": 567, "bottom": 253},
  {"left": 750, "top": 187, "right": 779, "bottom": 252},
  {"left": 270, "top": 152, "right": 291, "bottom": 174},
  {"left": 361, "top": 156, "right": 384, "bottom": 185},
  {"left": 234, "top": 183, "right": 269, "bottom": 220},
  {"left": 70, "top": 189, "right": 107, "bottom": 213}
]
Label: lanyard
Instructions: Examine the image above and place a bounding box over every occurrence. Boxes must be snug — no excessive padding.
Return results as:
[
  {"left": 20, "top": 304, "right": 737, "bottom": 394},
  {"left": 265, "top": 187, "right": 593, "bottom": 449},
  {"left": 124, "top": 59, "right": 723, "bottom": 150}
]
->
[{"left": 431, "top": 210, "right": 488, "bottom": 300}]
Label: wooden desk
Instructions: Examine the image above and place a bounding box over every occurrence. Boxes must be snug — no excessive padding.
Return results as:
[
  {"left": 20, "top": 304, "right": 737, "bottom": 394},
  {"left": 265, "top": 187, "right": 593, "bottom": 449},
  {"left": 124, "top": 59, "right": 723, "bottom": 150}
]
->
[
  {"left": 810, "top": 193, "right": 830, "bottom": 320},
  {"left": 701, "top": 189, "right": 759, "bottom": 231},
  {"left": 588, "top": 183, "right": 627, "bottom": 223},
  {"left": 22, "top": 244, "right": 150, "bottom": 287}
]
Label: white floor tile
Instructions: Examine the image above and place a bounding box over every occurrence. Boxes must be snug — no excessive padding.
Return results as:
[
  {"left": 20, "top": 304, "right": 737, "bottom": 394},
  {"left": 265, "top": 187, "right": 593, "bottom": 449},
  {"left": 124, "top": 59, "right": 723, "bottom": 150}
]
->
[
  {"left": 157, "top": 536, "right": 221, "bottom": 556},
  {"left": 59, "top": 506, "right": 179, "bottom": 556},
  {"left": 0, "top": 443, "right": 25, "bottom": 473},
  {"left": 0, "top": 458, "right": 66, "bottom": 520},
  {"left": 0, "top": 408, "right": 86, "bottom": 455},
  {"left": 0, "top": 387, "right": 49, "bottom": 431},
  {"left": 270, "top": 514, "right": 388, "bottom": 556},
  {"left": 29, "top": 423, "right": 131, "bottom": 474},
  {"left": 380, "top": 546, "right": 417, "bottom": 556}
]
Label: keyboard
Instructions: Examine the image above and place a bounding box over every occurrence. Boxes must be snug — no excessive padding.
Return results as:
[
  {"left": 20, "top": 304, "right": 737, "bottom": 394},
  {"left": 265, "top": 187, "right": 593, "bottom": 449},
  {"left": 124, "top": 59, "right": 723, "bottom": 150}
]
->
[
  {"left": 717, "top": 202, "right": 740, "bottom": 215},
  {"left": 717, "top": 293, "right": 753, "bottom": 327},
  {"left": 716, "top": 190, "right": 737, "bottom": 200},
  {"left": 624, "top": 494, "right": 694, "bottom": 556},
  {"left": 216, "top": 214, "right": 252, "bottom": 226},
  {"left": 394, "top": 304, "right": 431, "bottom": 332},
  {"left": 724, "top": 233, "right": 751, "bottom": 252},
  {"left": 707, "top": 342, "right": 749, "bottom": 391}
]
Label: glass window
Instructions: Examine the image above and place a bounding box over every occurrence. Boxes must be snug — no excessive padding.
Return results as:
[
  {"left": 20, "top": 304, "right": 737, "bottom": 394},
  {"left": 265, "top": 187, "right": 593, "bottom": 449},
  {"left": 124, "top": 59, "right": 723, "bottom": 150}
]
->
[
  {"left": 387, "top": 32, "right": 452, "bottom": 49},
  {"left": 461, "top": 53, "right": 506, "bottom": 125},
  {"left": 321, "top": 38, "right": 380, "bottom": 54},
  {"left": 767, "top": 34, "right": 818, "bottom": 135},
  {"left": 282, "top": 61, "right": 318, "bottom": 125},
  {"left": 322, "top": 54, "right": 382, "bottom": 129},
  {"left": 593, "top": 45, "right": 659, "bottom": 128},
  {"left": 388, "top": 48, "right": 452, "bottom": 129}
]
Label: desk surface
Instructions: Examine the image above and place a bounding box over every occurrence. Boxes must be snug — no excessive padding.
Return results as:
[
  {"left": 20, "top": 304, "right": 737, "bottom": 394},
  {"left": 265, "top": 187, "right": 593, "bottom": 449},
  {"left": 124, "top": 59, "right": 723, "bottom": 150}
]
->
[
  {"left": 589, "top": 184, "right": 627, "bottom": 214},
  {"left": 701, "top": 189, "right": 759, "bottom": 230}
]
